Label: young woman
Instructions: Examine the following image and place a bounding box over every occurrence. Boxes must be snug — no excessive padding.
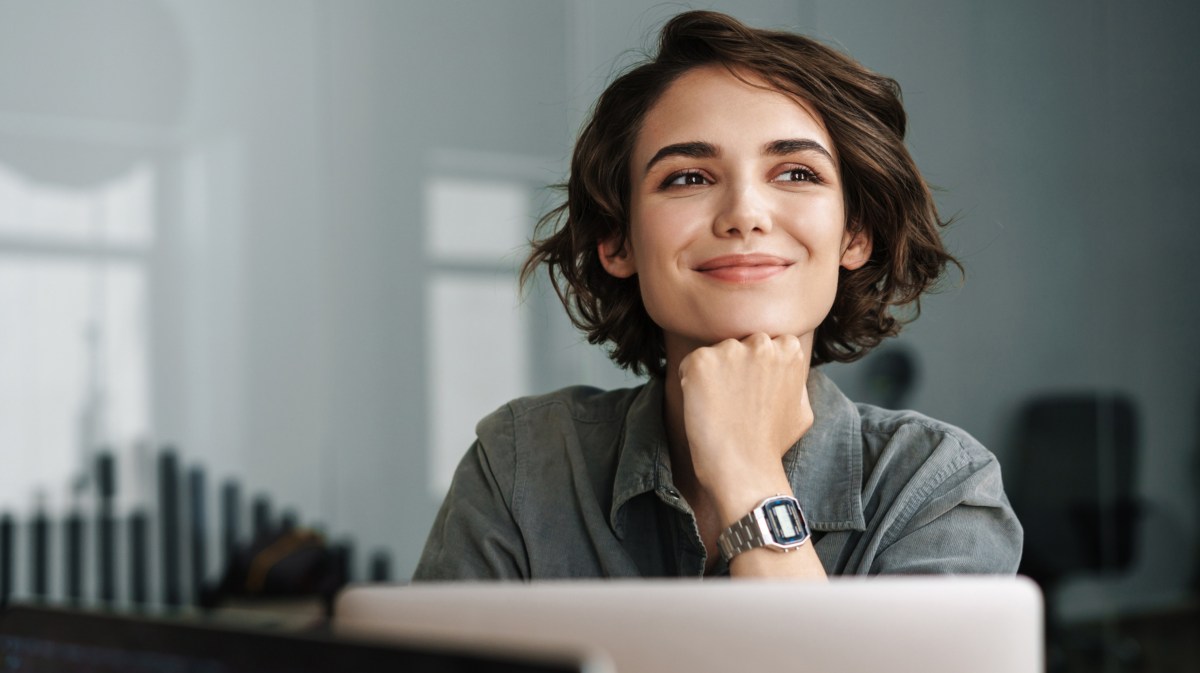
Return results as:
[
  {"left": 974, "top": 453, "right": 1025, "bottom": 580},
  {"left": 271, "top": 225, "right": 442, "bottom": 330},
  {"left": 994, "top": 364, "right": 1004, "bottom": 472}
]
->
[{"left": 414, "top": 10, "right": 1021, "bottom": 580}]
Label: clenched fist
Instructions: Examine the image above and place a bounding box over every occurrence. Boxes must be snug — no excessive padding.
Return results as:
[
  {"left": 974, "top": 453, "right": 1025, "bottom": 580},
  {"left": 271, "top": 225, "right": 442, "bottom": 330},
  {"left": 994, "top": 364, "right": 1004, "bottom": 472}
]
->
[{"left": 677, "top": 332, "right": 814, "bottom": 524}]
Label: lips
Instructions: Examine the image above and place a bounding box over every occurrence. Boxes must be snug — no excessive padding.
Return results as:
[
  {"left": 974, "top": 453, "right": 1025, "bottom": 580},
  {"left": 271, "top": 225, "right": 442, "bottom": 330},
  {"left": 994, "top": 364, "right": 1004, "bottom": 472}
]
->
[{"left": 695, "top": 253, "right": 792, "bottom": 282}]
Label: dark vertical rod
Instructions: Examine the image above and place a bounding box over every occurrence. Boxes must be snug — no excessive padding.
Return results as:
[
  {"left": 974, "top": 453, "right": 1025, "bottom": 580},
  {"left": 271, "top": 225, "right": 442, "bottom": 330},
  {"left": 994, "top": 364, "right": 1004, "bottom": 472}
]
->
[
  {"left": 188, "top": 467, "right": 206, "bottom": 606},
  {"left": 330, "top": 544, "right": 349, "bottom": 586},
  {"left": 65, "top": 511, "right": 84, "bottom": 605},
  {"left": 1, "top": 514, "right": 13, "bottom": 606},
  {"left": 30, "top": 510, "right": 48, "bottom": 599},
  {"left": 159, "top": 450, "right": 182, "bottom": 608},
  {"left": 96, "top": 451, "right": 116, "bottom": 606},
  {"left": 338, "top": 539, "right": 355, "bottom": 584},
  {"left": 220, "top": 480, "right": 240, "bottom": 561},
  {"left": 323, "top": 543, "right": 351, "bottom": 618},
  {"left": 129, "top": 510, "right": 148, "bottom": 608},
  {"left": 279, "top": 510, "right": 297, "bottom": 533},
  {"left": 369, "top": 550, "right": 391, "bottom": 582},
  {"left": 252, "top": 495, "right": 271, "bottom": 539}
]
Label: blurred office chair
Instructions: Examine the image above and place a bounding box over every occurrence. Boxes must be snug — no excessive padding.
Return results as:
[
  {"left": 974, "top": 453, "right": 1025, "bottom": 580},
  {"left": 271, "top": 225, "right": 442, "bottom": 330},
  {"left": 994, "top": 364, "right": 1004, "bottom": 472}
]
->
[
  {"left": 1011, "top": 394, "right": 1141, "bottom": 585},
  {"left": 1008, "top": 393, "right": 1143, "bottom": 670},
  {"left": 861, "top": 346, "right": 919, "bottom": 410}
]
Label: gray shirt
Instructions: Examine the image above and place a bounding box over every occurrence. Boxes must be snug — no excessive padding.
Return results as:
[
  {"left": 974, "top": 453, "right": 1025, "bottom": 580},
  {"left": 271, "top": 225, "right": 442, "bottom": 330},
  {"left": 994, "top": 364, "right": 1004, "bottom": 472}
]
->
[{"left": 413, "top": 370, "right": 1022, "bottom": 580}]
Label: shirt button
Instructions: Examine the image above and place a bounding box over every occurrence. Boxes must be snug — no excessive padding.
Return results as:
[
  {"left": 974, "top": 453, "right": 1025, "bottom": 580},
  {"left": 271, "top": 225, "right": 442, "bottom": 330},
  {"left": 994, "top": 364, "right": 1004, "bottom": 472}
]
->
[{"left": 662, "top": 487, "right": 679, "bottom": 499}]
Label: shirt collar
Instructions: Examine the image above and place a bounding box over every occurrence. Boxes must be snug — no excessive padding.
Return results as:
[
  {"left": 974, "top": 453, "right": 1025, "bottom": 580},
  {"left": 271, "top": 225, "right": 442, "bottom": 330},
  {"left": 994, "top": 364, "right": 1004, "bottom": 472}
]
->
[
  {"left": 609, "top": 378, "right": 669, "bottom": 536},
  {"left": 608, "top": 368, "right": 866, "bottom": 537}
]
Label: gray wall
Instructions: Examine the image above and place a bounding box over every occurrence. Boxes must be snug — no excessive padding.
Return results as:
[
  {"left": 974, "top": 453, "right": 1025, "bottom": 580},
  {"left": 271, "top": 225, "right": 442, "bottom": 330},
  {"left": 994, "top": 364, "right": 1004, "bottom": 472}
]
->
[
  {"left": 0, "top": 0, "right": 1196, "bottom": 619},
  {"left": 810, "top": 0, "right": 1200, "bottom": 618}
]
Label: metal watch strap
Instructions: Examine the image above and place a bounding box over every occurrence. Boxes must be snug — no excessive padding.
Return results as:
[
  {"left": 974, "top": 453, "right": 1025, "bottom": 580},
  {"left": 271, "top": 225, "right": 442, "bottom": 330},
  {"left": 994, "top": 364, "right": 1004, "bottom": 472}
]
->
[{"left": 717, "top": 509, "right": 766, "bottom": 562}]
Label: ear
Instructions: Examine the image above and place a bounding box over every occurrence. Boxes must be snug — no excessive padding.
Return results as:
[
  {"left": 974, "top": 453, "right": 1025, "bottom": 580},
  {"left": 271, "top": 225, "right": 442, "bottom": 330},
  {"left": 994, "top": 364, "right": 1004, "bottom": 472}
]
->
[
  {"left": 598, "top": 235, "right": 637, "bottom": 278},
  {"left": 840, "top": 225, "right": 872, "bottom": 271}
]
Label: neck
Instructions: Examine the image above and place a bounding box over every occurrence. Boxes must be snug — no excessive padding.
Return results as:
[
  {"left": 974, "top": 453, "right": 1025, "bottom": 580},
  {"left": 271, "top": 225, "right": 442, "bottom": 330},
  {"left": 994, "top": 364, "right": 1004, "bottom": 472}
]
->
[{"left": 661, "top": 336, "right": 699, "bottom": 499}]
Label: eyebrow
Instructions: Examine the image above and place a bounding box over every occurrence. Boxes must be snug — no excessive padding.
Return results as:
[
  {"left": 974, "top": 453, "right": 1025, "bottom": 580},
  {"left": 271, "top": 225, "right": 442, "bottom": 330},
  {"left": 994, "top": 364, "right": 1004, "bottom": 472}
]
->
[
  {"left": 765, "top": 138, "right": 834, "bottom": 162},
  {"left": 642, "top": 137, "right": 834, "bottom": 175},
  {"left": 643, "top": 141, "right": 718, "bottom": 174}
]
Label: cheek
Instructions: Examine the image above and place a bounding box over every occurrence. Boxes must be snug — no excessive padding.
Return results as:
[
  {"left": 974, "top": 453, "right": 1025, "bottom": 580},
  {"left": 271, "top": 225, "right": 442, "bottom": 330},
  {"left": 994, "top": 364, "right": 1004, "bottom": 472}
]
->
[
  {"left": 625, "top": 228, "right": 676, "bottom": 329},
  {"left": 799, "top": 205, "right": 850, "bottom": 263},
  {"left": 629, "top": 246, "right": 672, "bottom": 324},
  {"left": 628, "top": 206, "right": 688, "bottom": 268}
]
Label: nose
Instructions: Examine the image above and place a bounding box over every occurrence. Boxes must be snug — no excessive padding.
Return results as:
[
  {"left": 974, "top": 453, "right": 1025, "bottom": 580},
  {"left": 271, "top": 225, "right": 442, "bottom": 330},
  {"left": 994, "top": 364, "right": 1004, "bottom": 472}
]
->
[{"left": 713, "top": 182, "right": 772, "bottom": 238}]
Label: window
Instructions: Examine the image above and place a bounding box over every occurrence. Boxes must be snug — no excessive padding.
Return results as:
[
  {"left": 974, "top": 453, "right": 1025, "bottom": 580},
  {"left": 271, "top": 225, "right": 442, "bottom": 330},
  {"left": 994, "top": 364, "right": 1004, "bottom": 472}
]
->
[
  {"left": 0, "top": 159, "right": 154, "bottom": 514},
  {"left": 423, "top": 162, "right": 534, "bottom": 496}
]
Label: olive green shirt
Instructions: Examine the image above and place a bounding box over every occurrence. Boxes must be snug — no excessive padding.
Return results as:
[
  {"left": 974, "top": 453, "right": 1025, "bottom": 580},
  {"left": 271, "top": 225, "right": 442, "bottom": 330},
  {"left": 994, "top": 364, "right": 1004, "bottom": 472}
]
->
[{"left": 413, "top": 370, "right": 1022, "bottom": 579}]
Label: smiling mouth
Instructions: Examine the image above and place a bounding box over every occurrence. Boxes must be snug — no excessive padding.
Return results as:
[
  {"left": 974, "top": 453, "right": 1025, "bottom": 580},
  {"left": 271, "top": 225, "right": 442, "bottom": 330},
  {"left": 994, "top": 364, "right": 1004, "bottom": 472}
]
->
[{"left": 695, "top": 254, "right": 792, "bottom": 282}]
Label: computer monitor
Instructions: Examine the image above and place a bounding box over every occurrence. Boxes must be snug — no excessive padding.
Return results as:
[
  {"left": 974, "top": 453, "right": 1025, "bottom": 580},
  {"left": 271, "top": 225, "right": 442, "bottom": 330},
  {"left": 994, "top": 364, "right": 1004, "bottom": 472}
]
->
[
  {"left": 0, "top": 602, "right": 603, "bottom": 673},
  {"left": 336, "top": 577, "right": 1043, "bottom": 673}
]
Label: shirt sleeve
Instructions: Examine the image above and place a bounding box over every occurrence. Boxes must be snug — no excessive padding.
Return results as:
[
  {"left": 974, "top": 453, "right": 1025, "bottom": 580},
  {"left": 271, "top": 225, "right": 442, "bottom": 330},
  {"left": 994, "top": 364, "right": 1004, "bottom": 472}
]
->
[
  {"left": 870, "top": 436, "right": 1024, "bottom": 575},
  {"left": 411, "top": 407, "right": 530, "bottom": 581}
]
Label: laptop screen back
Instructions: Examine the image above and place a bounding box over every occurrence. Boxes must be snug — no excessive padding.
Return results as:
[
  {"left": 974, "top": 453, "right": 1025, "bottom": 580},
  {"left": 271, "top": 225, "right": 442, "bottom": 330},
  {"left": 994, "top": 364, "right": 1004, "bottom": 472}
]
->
[{"left": 336, "top": 577, "right": 1043, "bottom": 673}]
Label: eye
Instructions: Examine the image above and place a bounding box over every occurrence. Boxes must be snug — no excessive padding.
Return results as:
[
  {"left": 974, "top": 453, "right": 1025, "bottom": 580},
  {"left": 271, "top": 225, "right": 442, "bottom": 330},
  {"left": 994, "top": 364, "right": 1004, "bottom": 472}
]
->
[
  {"left": 661, "top": 171, "right": 710, "bottom": 189},
  {"left": 773, "top": 166, "right": 822, "bottom": 184}
]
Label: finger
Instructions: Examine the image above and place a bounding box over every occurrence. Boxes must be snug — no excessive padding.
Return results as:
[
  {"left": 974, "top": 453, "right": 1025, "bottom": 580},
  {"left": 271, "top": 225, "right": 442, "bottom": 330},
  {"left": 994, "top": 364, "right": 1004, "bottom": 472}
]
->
[
  {"left": 678, "top": 349, "right": 693, "bottom": 380},
  {"left": 679, "top": 343, "right": 720, "bottom": 380},
  {"left": 742, "top": 332, "right": 771, "bottom": 350},
  {"left": 773, "top": 334, "right": 804, "bottom": 359}
]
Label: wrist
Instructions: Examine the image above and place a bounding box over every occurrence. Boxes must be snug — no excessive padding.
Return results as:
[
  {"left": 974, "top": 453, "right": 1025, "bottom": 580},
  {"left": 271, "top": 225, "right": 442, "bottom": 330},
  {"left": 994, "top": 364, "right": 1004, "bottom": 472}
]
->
[
  {"left": 711, "top": 478, "right": 795, "bottom": 529},
  {"left": 717, "top": 493, "right": 811, "bottom": 564},
  {"left": 690, "top": 436, "right": 804, "bottom": 516}
]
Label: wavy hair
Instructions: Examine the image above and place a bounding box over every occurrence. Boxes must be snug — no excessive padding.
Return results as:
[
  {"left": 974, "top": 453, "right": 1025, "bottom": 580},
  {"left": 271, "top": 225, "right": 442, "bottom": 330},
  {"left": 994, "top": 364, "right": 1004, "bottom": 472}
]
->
[{"left": 521, "top": 10, "right": 960, "bottom": 377}]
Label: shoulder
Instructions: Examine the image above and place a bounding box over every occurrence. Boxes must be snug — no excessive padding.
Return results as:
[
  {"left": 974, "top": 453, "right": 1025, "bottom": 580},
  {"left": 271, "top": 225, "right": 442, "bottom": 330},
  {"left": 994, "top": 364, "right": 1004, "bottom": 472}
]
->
[
  {"left": 476, "top": 384, "right": 646, "bottom": 438},
  {"left": 469, "top": 383, "right": 649, "bottom": 521},
  {"left": 855, "top": 404, "right": 1011, "bottom": 522},
  {"left": 472, "top": 384, "right": 648, "bottom": 475},
  {"left": 857, "top": 404, "right": 996, "bottom": 473},
  {"left": 856, "top": 403, "right": 1014, "bottom": 537},
  {"left": 851, "top": 406, "right": 1022, "bottom": 573}
]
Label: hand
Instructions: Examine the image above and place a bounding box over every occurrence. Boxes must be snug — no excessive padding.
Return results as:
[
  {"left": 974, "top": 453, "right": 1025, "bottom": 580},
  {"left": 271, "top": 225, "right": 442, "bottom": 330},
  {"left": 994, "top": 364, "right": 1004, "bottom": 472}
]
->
[{"left": 677, "top": 333, "right": 814, "bottom": 523}]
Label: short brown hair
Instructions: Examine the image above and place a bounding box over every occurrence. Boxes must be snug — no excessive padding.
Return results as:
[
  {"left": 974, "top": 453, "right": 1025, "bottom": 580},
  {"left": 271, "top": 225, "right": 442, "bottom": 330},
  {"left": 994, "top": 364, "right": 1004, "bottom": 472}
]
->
[{"left": 521, "top": 10, "right": 959, "bottom": 377}]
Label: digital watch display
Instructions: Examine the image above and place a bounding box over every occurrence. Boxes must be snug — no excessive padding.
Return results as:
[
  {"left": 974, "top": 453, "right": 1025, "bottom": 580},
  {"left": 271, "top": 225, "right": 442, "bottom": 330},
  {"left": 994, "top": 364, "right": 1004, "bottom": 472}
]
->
[
  {"left": 762, "top": 496, "right": 808, "bottom": 545},
  {"left": 717, "top": 494, "right": 810, "bottom": 563}
]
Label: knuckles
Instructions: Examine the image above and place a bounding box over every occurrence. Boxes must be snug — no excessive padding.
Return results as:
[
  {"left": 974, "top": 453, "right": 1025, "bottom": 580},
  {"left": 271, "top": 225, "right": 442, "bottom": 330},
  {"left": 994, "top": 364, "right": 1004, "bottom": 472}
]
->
[{"left": 681, "top": 333, "right": 806, "bottom": 379}]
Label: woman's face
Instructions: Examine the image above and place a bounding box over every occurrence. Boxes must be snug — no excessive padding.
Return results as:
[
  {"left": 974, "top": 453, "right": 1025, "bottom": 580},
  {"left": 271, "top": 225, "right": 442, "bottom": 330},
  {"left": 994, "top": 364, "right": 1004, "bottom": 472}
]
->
[{"left": 600, "top": 65, "right": 870, "bottom": 358}]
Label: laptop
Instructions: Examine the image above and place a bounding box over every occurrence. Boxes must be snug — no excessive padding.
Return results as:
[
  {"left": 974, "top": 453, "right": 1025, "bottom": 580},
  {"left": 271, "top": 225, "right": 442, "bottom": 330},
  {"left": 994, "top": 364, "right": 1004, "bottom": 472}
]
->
[
  {"left": 0, "top": 602, "right": 604, "bottom": 672},
  {"left": 335, "top": 577, "right": 1044, "bottom": 673}
]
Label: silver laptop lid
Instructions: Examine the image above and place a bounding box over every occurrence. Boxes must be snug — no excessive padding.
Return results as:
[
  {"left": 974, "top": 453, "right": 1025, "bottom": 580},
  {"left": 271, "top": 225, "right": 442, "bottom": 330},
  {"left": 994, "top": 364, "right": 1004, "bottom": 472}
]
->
[{"left": 336, "top": 576, "right": 1043, "bottom": 673}]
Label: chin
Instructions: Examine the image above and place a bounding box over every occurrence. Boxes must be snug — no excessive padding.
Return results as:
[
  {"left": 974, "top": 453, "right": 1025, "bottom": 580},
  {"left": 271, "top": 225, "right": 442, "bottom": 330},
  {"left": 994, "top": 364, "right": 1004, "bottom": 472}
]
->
[
  {"left": 699, "top": 319, "right": 814, "bottom": 343},
  {"left": 651, "top": 301, "right": 824, "bottom": 349}
]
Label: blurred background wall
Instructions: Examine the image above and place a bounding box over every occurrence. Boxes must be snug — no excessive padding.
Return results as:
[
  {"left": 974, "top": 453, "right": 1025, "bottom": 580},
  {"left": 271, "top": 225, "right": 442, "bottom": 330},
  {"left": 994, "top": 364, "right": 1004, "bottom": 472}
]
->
[{"left": 0, "top": 0, "right": 1197, "bottom": 626}]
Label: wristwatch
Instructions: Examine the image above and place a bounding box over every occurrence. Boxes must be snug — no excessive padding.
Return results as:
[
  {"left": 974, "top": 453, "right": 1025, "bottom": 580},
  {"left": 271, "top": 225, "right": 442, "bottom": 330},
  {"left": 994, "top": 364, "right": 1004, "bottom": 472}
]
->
[{"left": 717, "top": 494, "right": 810, "bottom": 563}]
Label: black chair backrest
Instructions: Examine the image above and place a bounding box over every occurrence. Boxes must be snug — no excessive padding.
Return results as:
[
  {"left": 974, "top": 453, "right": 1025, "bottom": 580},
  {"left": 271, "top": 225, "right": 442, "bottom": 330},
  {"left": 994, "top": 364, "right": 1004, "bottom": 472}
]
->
[{"left": 1010, "top": 394, "right": 1139, "bottom": 586}]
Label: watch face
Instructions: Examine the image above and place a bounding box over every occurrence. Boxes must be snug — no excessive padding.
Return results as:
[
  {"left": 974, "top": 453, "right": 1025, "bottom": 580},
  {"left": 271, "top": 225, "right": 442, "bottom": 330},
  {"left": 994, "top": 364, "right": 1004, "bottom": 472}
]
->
[{"left": 763, "top": 498, "right": 809, "bottom": 545}]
